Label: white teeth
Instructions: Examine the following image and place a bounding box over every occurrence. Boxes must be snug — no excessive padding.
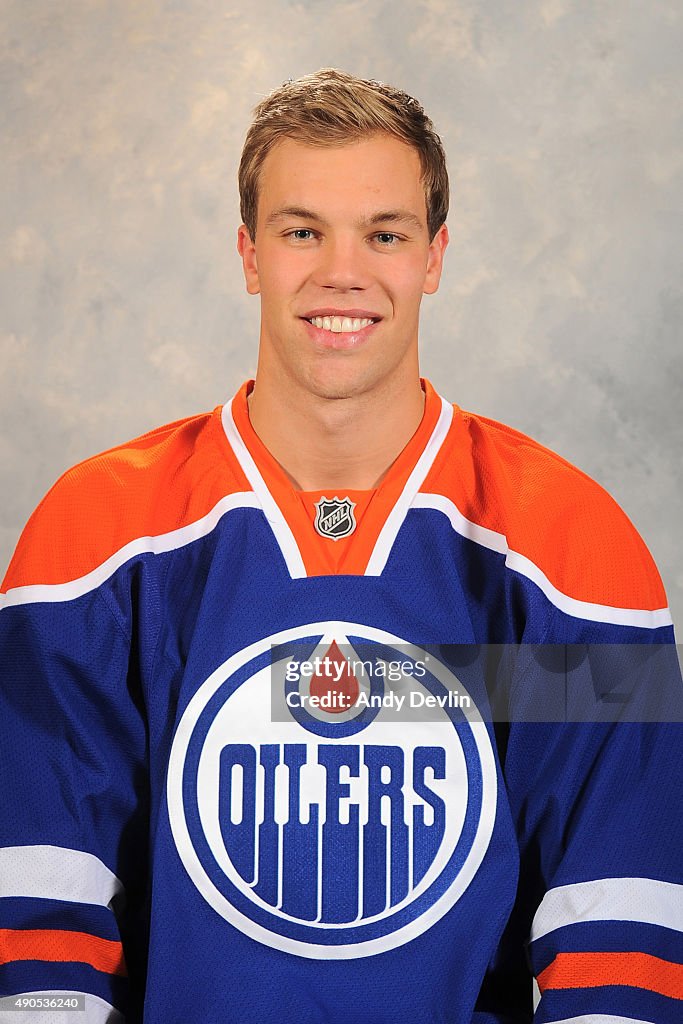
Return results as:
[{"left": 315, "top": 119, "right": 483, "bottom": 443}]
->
[{"left": 309, "top": 316, "right": 375, "bottom": 333}]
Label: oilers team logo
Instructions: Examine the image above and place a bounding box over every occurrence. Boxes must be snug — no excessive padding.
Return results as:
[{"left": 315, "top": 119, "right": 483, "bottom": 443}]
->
[
  {"left": 314, "top": 496, "right": 356, "bottom": 539},
  {"left": 167, "top": 622, "right": 496, "bottom": 959}
]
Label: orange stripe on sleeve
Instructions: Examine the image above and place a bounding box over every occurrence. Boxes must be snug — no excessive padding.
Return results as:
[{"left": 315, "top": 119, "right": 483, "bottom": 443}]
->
[
  {"left": 537, "top": 951, "right": 683, "bottom": 1000},
  {"left": 0, "top": 928, "right": 127, "bottom": 976}
]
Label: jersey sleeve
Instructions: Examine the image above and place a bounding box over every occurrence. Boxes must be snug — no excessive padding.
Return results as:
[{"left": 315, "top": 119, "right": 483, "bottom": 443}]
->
[
  {"left": 0, "top": 479, "right": 150, "bottom": 1023},
  {"left": 520, "top": 476, "right": 683, "bottom": 1021},
  {"left": 496, "top": 617, "right": 682, "bottom": 1021},
  {"left": 421, "top": 403, "right": 681, "bottom": 1021},
  {"left": 458, "top": 413, "right": 683, "bottom": 1022}
]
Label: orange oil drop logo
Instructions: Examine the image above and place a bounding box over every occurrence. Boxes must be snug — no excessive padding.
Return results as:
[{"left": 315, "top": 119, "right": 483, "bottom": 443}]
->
[{"left": 309, "top": 640, "right": 360, "bottom": 713}]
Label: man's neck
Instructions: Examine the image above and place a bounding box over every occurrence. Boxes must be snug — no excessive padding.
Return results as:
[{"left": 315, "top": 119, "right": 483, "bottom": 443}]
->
[{"left": 246, "top": 373, "right": 426, "bottom": 492}]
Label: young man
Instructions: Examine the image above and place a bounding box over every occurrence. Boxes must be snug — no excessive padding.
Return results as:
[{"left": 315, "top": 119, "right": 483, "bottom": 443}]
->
[{"left": 0, "top": 69, "right": 680, "bottom": 1023}]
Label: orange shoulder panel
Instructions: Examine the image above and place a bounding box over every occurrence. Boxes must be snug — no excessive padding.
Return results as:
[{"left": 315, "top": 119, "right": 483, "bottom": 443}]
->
[
  {"left": 421, "top": 407, "right": 668, "bottom": 611},
  {"left": 2, "top": 408, "right": 251, "bottom": 591}
]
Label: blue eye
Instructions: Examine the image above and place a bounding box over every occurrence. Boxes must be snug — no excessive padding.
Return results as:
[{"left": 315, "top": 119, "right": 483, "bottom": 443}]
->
[
  {"left": 290, "top": 229, "right": 315, "bottom": 240},
  {"left": 375, "top": 233, "right": 399, "bottom": 245}
]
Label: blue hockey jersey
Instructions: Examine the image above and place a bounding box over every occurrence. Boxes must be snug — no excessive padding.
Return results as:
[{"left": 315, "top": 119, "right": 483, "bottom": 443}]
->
[{"left": 1, "top": 378, "right": 681, "bottom": 1023}]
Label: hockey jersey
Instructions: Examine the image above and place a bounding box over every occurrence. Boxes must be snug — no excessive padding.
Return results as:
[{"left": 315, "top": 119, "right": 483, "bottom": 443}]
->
[{"left": 0, "top": 378, "right": 681, "bottom": 1023}]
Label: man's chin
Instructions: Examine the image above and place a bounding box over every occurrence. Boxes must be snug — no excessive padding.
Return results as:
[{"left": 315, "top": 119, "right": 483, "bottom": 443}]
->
[{"left": 301, "top": 367, "right": 376, "bottom": 403}]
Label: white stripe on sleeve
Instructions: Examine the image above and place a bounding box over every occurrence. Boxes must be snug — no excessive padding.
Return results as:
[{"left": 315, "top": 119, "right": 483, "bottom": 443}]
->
[
  {"left": 531, "top": 876, "right": 683, "bottom": 942},
  {"left": 0, "top": 845, "right": 124, "bottom": 909}
]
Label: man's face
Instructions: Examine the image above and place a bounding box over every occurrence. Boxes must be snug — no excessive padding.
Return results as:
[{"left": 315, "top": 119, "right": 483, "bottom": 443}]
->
[{"left": 237, "top": 134, "right": 448, "bottom": 401}]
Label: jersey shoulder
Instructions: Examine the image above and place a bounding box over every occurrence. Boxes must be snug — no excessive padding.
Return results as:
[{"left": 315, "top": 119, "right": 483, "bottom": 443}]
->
[
  {"left": 423, "top": 404, "right": 668, "bottom": 613},
  {"left": 2, "top": 407, "right": 250, "bottom": 592}
]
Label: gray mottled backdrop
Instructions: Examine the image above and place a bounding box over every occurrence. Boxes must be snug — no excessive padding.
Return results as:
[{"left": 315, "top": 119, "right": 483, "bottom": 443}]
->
[{"left": 2, "top": 0, "right": 681, "bottom": 626}]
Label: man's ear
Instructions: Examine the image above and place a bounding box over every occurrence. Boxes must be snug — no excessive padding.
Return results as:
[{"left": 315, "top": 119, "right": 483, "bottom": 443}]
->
[
  {"left": 237, "top": 223, "right": 260, "bottom": 295},
  {"left": 423, "top": 223, "right": 449, "bottom": 295}
]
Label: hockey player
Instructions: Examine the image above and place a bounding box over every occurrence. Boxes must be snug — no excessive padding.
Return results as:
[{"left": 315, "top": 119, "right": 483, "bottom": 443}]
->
[{"left": 1, "top": 69, "right": 681, "bottom": 1023}]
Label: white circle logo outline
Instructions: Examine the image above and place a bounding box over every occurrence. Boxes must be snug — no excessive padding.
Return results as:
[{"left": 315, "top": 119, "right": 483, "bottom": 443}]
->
[{"left": 166, "top": 621, "right": 497, "bottom": 959}]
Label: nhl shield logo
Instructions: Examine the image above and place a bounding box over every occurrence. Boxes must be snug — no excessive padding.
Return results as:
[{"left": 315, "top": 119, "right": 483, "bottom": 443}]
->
[{"left": 314, "top": 496, "right": 356, "bottom": 540}]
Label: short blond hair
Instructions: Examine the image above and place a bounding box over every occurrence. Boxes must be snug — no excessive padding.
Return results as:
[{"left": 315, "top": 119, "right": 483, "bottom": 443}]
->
[{"left": 239, "top": 68, "right": 449, "bottom": 242}]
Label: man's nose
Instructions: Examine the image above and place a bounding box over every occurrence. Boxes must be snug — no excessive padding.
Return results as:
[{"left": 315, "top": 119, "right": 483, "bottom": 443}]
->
[{"left": 313, "top": 235, "right": 369, "bottom": 291}]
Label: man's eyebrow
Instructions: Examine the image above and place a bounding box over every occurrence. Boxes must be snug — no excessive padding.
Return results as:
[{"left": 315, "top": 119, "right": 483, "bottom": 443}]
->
[
  {"left": 263, "top": 207, "right": 425, "bottom": 230},
  {"left": 364, "top": 209, "right": 424, "bottom": 231},
  {"left": 264, "top": 206, "right": 325, "bottom": 227}
]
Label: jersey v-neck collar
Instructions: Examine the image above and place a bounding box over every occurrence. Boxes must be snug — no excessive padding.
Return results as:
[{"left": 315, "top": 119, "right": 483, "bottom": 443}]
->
[
  {"left": 222, "top": 378, "right": 453, "bottom": 578},
  {"left": 294, "top": 488, "right": 379, "bottom": 574}
]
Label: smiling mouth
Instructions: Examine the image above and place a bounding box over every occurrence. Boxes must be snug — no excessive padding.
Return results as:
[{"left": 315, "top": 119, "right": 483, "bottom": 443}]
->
[{"left": 303, "top": 315, "right": 380, "bottom": 334}]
